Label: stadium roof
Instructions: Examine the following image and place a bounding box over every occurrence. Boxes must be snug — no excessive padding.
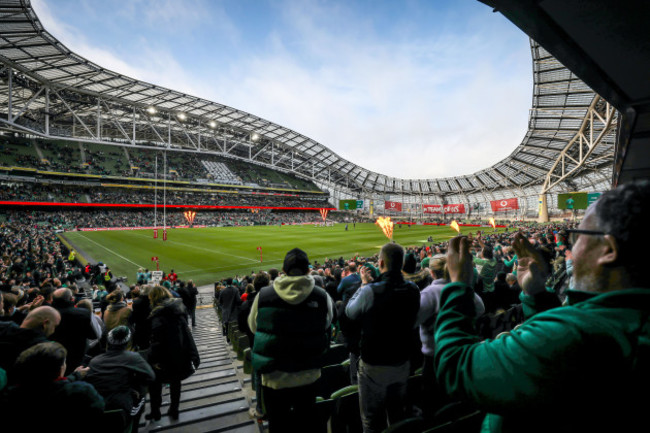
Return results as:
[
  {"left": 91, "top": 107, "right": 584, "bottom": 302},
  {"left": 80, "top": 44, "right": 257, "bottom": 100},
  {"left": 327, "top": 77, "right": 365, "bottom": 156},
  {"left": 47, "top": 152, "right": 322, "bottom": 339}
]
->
[
  {"left": 0, "top": 0, "right": 616, "bottom": 198},
  {"left": 481, "top": 0, "right": 649, "bottom": 187}
]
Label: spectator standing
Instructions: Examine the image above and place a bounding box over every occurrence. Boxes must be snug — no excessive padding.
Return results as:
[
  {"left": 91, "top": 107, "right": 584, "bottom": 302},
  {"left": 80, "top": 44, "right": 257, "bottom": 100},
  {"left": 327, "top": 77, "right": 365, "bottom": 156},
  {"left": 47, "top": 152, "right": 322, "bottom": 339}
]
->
[
  {"left": 129, "top": 285, "right": 152, "bottom": 351},
  {"left": 416, "top": 255, "right": 484, "bottom": 417},
  {"left": 346, "top": 243, "right": 420, "bottom": 433},
  {"left": 76, "top": 299, "right": 104, "bottom": 357},
  {"left": 402, "top": 252, "right": 432, "bottom": 290},
  {"left": 103, "top": 289, "right": 132, "bottom": 336},
  {"left": 146, "top": 286, "right": 200, "bottom": 421},
  {"left": 50, "top": 288, "right": 96, "bottom": 374},
  {"left": 248, "top": 248, "right": 333, "bottom": 433},
  {"left": 217, "top": 278, "right": 241, "bottom": 342},
  {"left": 177, "top": 280, "right": 199, "bottom": 327},
  {"left": 434, "top": 180, "right": 650, "bottom": 433},
  {"left": 337, "top": 262, "right": 361, "bottom": 302},
  {"left": 238, "top": 272, "right": 269, "bottom": 419}
]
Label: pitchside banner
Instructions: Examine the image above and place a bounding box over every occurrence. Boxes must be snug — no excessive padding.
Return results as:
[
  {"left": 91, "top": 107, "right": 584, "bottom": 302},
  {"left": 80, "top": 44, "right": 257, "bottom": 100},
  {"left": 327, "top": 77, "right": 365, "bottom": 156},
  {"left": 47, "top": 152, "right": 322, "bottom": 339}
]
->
[
  {"left": 490, "top": 198, "right": 519, "bottom": 212},
  {"left": 423, "top": 204, "right": 443, "bottom": 214},
  {"left": 443, "top": 204, "right": 465, "bottom": 214},
  {"left": 384, "top": 201, "right": 403, "bottom": 211},
  {"left": 422, "top": 204, "right": 465, "bottom": 214}
]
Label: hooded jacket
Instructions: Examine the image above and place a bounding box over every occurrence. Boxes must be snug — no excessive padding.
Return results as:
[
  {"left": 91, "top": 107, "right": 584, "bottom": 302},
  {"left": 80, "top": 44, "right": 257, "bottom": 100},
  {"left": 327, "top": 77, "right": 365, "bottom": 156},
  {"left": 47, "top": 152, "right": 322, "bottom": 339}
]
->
[{"left": 248, "top": 275, "right": 333, "bottom": 389}]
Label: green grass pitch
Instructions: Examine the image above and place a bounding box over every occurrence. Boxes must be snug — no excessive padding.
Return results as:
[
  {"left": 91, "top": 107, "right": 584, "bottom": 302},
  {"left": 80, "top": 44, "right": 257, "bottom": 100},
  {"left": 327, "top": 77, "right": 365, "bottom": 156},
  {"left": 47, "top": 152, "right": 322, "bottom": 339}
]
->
[{"left": 62, "top": 223, "right": 506, "bottom": 287}]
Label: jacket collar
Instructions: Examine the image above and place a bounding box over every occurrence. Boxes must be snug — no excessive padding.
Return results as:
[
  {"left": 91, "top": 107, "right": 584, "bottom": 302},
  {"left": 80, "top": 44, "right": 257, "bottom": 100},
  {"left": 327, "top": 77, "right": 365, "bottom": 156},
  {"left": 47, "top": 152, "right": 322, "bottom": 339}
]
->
[{"left": 566, "top": 288, "right": 650, "bottom": 310}]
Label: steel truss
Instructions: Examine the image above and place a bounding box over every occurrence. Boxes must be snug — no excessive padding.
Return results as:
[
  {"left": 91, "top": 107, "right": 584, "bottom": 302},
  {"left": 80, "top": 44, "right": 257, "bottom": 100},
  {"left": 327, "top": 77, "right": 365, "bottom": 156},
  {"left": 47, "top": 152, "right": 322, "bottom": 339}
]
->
[{"left": 0, "top": 1, "right": 616, "bottom": 215}]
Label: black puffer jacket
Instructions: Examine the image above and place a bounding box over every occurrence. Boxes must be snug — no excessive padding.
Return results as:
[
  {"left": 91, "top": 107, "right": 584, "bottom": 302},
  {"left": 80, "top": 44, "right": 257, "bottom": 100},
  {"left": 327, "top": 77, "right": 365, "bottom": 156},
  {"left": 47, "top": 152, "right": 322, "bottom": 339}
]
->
[{"left": 148, "top": 299, "right": 200, "bottom": 382}]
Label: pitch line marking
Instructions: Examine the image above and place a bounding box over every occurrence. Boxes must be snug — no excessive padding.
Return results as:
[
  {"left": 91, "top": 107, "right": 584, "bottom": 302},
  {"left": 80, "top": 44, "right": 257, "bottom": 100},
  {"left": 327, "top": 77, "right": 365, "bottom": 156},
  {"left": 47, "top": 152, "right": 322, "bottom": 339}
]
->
[
  {"left": 75, "top": 233, "right": 146, "bottom": 268},
  {"left": 127, "top": 231, "right": 259, "bottom": 263}
]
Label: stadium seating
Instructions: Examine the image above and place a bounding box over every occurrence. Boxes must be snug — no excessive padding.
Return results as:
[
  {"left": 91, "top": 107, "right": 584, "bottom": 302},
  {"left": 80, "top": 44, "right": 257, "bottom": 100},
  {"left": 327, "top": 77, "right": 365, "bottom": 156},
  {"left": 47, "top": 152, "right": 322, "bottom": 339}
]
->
[
  {"left": 315, "top": 363, "right": 351, "bottom": 399},
  {"left": 330, "top": 385, "right": 363, "bottom": 433},
  {"left": 0, "top": 136, "right": 322, "bottom": 193},
  {"left": 201, "top": 160, "right": 242, "bottom": 185}
]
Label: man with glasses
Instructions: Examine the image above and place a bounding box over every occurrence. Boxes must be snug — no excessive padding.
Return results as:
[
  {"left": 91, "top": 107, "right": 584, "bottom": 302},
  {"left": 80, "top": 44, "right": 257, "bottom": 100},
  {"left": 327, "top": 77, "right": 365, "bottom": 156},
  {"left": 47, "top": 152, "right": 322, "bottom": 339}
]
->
[{"left": 434, "top": 180, "right": 650, "bottom": 433}]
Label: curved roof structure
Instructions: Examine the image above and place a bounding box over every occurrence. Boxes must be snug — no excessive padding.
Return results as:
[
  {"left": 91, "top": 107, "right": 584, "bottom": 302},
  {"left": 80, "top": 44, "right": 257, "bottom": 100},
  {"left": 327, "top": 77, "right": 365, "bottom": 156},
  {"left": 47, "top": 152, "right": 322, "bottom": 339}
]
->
[{"left": 0, "top": 0, "right": 616, "bottom": 208}]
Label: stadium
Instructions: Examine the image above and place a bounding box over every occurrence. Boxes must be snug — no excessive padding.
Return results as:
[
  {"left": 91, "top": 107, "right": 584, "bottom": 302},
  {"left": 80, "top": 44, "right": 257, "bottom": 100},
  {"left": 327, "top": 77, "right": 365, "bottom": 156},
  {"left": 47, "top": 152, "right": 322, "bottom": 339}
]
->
[{"left": 0, "top": 1, "right": 648, "bottom": 433}]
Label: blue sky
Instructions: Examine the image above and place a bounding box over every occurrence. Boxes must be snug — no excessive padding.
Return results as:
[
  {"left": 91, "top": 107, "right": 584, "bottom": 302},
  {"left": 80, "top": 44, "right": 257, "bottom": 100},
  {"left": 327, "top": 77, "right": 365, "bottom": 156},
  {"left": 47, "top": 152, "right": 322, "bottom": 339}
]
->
[{"left": 32, "top": 0, "right": 532, "bottom": 179}]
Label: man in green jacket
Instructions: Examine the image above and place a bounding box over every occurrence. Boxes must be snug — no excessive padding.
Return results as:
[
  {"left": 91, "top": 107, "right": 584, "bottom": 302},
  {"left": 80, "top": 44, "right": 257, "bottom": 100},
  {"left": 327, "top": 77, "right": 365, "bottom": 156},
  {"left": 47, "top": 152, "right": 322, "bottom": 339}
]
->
[{"left": 435, "top": 180, "right": 650, "bottom": 433}]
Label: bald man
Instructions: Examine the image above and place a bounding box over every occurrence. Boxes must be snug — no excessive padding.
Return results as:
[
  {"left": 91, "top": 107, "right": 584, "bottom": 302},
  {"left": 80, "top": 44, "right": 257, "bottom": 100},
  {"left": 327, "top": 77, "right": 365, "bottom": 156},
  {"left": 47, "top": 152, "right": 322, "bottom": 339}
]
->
[
  {"left": 0, "top": 306, "right": 61, "bottom": 376},
  {"left": 51, "top": 288, "right": 96, "bottom": 375}
]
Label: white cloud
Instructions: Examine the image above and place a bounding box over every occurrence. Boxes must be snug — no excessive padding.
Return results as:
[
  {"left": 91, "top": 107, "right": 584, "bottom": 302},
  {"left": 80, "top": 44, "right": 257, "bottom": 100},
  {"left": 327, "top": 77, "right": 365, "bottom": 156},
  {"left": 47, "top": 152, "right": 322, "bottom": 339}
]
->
[{"left": 30, "top": 0, "right": 532, "bottom": 180}]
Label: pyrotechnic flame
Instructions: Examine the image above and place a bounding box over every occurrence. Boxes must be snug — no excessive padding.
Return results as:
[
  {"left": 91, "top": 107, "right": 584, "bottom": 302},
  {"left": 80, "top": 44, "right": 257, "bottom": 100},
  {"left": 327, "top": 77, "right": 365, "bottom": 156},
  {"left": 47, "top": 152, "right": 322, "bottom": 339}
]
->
[
  {"left": 375, "top": 217, "right": 394, "bottom": 240},
  {"left": 450, "top": 220, "right": 461, "bottom": 234},
  {"left": 320, "top": 208, "right": 329, "bottom": 222},
  {"left": 183, "top": 211, "right": 196, "bottom": 225},
  {"left": 489, "top": 218, "right": 496, "bottom": 229}
]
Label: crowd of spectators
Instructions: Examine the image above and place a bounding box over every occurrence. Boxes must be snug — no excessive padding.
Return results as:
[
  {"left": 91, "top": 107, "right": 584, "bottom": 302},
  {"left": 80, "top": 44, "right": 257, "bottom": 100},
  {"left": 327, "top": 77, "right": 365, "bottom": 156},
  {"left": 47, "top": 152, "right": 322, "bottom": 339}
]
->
[
  {"left": 0, "top": 181, "right": 328, "bottom": 208},
  {"left": 1, "top": 209, "right": 334, "bottom": 230},
  {"left": 214, "top": 180, "right": 650, "bottom": 432},
  {"left": 2, "top": 180, "right": 648, "bottom": 433},
  {"left": 83, "top": 145, "right": 130, "bottom": 177},
  {"left": 0, "top": 216, "right": 201, "bottom": 430}
]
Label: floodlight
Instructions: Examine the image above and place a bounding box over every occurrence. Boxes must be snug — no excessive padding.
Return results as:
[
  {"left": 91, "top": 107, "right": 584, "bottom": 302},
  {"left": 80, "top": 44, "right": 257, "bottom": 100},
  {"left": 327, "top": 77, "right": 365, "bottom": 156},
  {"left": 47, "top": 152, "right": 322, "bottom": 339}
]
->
[
  {"left": 251, "top": 132, "right": 260, "bottom": 142},
  {"left": 146, "top": 106, "right": 157, "bottom": 114},
  {"left": 209, "top": 120, "right": 216, "bottom": 128},
  {"left": 178, "top": 113, "right": 187, "bottom": 121}
]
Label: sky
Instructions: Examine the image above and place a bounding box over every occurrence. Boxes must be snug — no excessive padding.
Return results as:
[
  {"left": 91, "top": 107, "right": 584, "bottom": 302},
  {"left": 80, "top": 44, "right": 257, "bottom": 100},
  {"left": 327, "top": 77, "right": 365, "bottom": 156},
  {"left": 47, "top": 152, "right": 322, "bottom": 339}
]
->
[{"left": 32, "top": 0, "right": 532, "bottom": 180}]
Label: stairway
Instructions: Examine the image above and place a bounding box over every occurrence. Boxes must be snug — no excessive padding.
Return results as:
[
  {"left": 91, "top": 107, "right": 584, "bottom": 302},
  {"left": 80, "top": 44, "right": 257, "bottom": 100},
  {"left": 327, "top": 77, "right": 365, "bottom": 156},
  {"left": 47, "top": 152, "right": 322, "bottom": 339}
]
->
[{"left": 140, "top": 306, "right": 258, "bottom": 433}]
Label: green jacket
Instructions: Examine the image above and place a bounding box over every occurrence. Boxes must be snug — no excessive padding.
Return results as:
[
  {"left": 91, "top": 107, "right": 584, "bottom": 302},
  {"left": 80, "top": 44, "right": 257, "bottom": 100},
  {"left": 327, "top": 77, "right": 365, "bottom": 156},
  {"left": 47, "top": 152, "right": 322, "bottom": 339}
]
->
[
  {"left": 473, "top": 257, "right": 497, "bottom": 292},
  {"left": 434, "top": 283, "right": 650, "bottom": 433},
  {"left": 248, "top": 275, "right": 334, "bottom": 389}
]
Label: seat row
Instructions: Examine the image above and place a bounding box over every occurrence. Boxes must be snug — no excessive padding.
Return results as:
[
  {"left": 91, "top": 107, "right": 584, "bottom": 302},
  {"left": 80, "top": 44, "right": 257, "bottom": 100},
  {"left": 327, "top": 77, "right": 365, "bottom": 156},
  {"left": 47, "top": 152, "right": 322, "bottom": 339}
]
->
[{"left": 219, "top": 308, "right": 484, "bottom": 433}]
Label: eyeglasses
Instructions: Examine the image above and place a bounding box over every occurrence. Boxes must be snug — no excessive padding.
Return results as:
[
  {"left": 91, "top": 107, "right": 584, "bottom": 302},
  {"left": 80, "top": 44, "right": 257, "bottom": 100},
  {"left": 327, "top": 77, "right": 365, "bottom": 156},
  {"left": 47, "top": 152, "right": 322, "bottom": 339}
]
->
[{"left": 564, "top": 229, "right": 607, "bottom": 248}]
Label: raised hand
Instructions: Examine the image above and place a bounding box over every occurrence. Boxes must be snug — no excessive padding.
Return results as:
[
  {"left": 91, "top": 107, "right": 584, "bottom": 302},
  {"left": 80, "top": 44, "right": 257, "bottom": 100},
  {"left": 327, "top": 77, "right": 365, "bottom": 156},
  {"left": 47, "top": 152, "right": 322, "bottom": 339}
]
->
[
  {"left": 447, "top": 236, "right": 474, "bottom": 286},
  {"left": 512, "top": 232, "right": 550, "bottom": 295}
]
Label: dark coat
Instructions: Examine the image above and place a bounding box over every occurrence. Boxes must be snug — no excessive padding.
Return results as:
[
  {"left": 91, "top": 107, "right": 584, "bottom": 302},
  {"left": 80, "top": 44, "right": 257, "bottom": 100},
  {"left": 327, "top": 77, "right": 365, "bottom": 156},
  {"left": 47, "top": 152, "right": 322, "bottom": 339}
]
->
[
  {"left": 237, "top": 291, "right": 258, "bottom": 346},
  {"left": 0, "top": 321, "right": 48, "bottom": 375},
  {"left": 129, "top": 295, "right": 151, "bottom": 350},
  {"left": 148, "top": 299, "right": 200, "bottom": 382},
  {"left": 218, "top": 285, "right": 241, "bottom": 323},
  {"left": 51, "top": 299, "right": 96, "bottom": 374},
  {"left": 177, "top": 284, "right": 198, "bottom": 311},
  {"left": 85, "top": 349, "right": 155, "bottom": 415},
  {"left": 2, "top": 377, "right": 104, "bottom": 433}
]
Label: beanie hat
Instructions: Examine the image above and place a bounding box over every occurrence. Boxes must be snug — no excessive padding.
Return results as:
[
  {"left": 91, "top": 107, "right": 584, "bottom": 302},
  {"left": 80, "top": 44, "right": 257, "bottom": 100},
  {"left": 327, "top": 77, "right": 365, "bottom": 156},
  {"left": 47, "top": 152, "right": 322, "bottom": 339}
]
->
[
  {"left": 403, "top": 253, "right": 417, "bottom": 274},
  {"left": 107, "top": 325, "right": 131, "bottom": 348},
  {"left": 283, "top": 248, "right": 310, "bottom": 276}
]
